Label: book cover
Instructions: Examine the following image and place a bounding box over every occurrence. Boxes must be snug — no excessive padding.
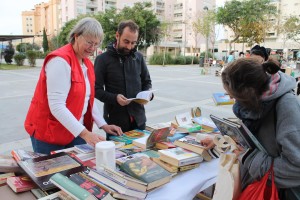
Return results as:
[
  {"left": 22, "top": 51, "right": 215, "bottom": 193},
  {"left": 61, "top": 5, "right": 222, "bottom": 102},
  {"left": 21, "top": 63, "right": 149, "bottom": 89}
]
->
[
  {"left": 158, "top": 147, "right": 204, "bottom": 167},
  {"left": 155, "top": 141, "right": 176, "bottom": 150},
  {"left": 74, "top": 144, "right": 94, "bottom": 154},
  {"left": 18, "top": 152, "right": 85, "bottom": 191},
  {"left": 119, "top": 155, "right": 171, "bottom": 189},
  {"left": 69, "top": 173, "right": 113, "bottom": 200},
  {"left": 110, "top": 129, "right": 151, "bottom": 145},
  {"left": 128, "top": 90, "right": 154, "bottom": 105},
  {"left": 86, "top": 169, "right": 147, "bottom": 199},
  {"left": 167, "top": 132, "right": 188, "bottom": 142},
  {"left": 212, "top": 92, "right": 235, "bottom": 105},
  {"left": 146, "top": 127, "right": 171, "bottom": 149},
  {"left": 210, "top": 114, "right": 267, "bottom": 153},
  {"left": 174, "top": 135, "right": 212, "bottom": 161},
  {"left": 175, "top": 112, "right": 193, "bottom": 126},
  {"left": 100, "top": 166, "right": 147, "bottom": 192},
  {"left": 6, "top": 176, "right": 37, "bottom": 193},
  {"left": 11, "top": 149, "right": 46, "bottom": 161},
  {"left": 50, "top": 173, "right": 97, "bottom": 200},
  {"left": 193, "top": 117, "right": 218, "bottom": 131}
]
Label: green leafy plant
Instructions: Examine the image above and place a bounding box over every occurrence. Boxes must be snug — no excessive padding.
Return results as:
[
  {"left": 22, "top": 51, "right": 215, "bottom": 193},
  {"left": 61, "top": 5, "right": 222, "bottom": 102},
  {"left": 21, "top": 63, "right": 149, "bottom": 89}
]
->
[
  {"left": 26, "top": 50, "right": 38, "bottom": 67},
  {"left": 13, "top": 54, "right": 26, "bottom": 66}
]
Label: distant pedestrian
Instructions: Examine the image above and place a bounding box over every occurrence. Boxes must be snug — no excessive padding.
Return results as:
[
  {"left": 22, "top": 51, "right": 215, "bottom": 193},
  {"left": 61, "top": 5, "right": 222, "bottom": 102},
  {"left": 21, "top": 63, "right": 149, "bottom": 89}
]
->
[
  {"left": 239, "top": 52, "right": 244, "bottom": 58},
  {"left": 227, "top": 51, "right": 235, "bottom": 63}
]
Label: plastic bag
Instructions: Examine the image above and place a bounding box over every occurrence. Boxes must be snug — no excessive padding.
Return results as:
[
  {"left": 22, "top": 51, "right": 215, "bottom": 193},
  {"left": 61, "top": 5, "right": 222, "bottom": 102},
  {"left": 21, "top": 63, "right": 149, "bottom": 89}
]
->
[{"left": 238, "top": 164, "right": 279, "bottom": 200}]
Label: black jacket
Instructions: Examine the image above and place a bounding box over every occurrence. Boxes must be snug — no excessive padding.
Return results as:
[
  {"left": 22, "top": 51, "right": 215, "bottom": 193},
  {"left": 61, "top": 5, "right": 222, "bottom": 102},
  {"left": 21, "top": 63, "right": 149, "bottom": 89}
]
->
[{"left": 94, "top": 42, "right": 152, "bottom": 132}]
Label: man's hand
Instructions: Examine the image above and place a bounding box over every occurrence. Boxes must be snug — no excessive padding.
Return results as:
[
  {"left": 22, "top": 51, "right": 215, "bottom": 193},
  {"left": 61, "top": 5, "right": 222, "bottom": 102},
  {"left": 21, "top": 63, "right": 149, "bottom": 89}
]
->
[
  {"left": 102, "top": 124, "right": 123, "bottom": 136},
  {"left": 117, "top": 94, "right": 130, "bottom": 106},
  {"left": 79, "top": 129, "right": 105, "bottom": 147}
]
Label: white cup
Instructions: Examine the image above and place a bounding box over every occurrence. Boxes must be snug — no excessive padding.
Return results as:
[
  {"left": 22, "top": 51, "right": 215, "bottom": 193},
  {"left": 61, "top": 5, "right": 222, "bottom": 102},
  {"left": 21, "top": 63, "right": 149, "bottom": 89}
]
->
[{"left": 95, "top": 141, "right": 116, "bottom": 171}]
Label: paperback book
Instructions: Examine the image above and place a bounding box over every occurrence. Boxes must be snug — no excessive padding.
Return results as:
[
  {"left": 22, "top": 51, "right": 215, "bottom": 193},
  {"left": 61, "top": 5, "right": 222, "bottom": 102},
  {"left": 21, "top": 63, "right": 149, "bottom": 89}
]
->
[
  {"left": 212, "top": 92, "right": 235, "bottom": 105},
  {"left": 173, "top": 135, "right": 212, "bottom": 161},
  {"left": 18, "top": 152, "right": 85, "bottom": 191},
  {"left": 128, "top": 90, "right": 154, "bottom": 105},
  {"left": 6, "top": 176, "right": 36, "bottom": 193},
  {"left": 109, "top": 129, "right": 151, "bottom": 145},
  {"left": 158, "top": 147, "right": 204, "bottom": 167}
]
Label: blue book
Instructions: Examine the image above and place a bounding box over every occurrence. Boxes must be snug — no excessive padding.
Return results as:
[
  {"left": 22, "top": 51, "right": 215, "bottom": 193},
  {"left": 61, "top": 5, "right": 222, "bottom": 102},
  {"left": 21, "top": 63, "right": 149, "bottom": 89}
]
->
[
  {"left": 212, "top": 92, "right": 234, "bottom": 105},
  {"left": 167, "top": 132, "right": 188, "bottom": 142}
]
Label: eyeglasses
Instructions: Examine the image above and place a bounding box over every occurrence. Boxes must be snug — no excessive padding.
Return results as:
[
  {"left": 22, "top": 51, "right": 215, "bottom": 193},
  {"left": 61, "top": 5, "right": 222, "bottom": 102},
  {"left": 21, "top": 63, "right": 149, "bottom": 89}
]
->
[{"left": 81, "top": 36, "right": 101, "bottom": 48}]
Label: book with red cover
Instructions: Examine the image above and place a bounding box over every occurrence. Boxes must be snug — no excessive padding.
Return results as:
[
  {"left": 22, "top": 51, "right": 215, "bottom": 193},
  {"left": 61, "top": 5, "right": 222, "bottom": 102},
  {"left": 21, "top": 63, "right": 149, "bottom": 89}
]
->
[
  {"left": 6, "top": 176, "right": 36, "bottom": 193},
  {"left": 69, "top": 173, "right": 112, "bottom": 200}
]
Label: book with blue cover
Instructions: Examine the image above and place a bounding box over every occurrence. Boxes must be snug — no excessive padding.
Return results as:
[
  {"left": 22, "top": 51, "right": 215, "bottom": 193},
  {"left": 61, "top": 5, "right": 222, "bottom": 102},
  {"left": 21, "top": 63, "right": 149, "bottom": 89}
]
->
[{"left": 212, "top": 92, "right": 235, "bottom": 105}]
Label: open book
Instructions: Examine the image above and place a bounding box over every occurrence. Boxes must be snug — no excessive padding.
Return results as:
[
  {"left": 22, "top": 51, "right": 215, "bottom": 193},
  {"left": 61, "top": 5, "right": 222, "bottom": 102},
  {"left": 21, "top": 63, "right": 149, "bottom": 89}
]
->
[
  {"left": 210, "top": 114, "right": 267, "bottom": 153},
  {"left": 128, "top": 90, "right": 154, "bottom": 105}
]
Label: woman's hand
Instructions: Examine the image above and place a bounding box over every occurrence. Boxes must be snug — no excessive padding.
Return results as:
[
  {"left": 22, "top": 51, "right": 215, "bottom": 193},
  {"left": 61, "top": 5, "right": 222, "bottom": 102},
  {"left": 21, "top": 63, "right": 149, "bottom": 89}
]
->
[
  {"left": 102, "top": 124, "right": 123, "bottom": 136},
  {"left": 79, "top": 129, "right": 105, "bottom": 147},
  {"left": 200, "top": 137, "right": 216, "bottom": 150}
]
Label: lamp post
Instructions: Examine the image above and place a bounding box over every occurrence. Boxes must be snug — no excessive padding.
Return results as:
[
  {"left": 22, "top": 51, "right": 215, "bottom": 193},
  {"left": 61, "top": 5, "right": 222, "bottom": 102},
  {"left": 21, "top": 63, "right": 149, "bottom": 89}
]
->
[{"left": 203, "top": 6, "right": 209, "bottom": 64}]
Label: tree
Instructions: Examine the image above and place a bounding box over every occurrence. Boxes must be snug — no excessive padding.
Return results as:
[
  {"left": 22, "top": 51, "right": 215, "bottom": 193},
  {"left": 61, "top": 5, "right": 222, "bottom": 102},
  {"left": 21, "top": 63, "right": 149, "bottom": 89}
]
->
[
  {"left": 278, "top": 16, "right": 300, "bottom": 48},
  {"left": 193, "top": 9, "right": 216, "bottom": 63},
  {"left": 159, "top": 21, "right": 173, "bottom": 66},
  {"left": 42, "top": 28, "right": 49, "bottom": 52},
  {"left": 58, "top": 17, "right": 82, "bottom": 46},
  {"left": 16, "top": 43, "right": 40, "bottom": 53},
  {"left": 4, "top": 41, "right": 15, "bottom": 64},
  {"left": 216, "top": 0, "right": 276, "bottom": 50}
]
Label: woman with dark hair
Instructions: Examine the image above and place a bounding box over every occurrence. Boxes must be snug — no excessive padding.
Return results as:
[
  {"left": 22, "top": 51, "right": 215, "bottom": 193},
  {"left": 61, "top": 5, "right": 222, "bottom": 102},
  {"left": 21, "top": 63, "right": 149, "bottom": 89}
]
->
[
  {"left": 204, "top": 58, "right": 300, "bottom": 199},
  {"left": 250, "top": 45, "right": 269, "bottom": 62}
]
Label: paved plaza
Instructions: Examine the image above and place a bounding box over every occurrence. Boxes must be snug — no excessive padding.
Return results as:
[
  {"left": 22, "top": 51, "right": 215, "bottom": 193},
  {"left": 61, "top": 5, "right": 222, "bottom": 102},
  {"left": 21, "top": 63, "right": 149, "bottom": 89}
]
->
[{"left": 0, "top": 62, "right": 234, "bottom": 155}]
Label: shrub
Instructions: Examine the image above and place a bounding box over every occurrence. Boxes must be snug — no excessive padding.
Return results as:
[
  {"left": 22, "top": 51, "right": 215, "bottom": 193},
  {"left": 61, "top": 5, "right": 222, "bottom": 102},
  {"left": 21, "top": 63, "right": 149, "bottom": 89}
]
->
[
  {"left": 4, "top": 43, "right": 15, "bottom": 64},
  {"left": 174, "top": 56, "right": 186, "bottom": 65},
  {"left": 185, "top": 56, "right": 193, "bottom": 64},
  {"left": 14, "top": 54, "right": 26, "bottom": 66},
  {"left": 26, "top": 50, "right": 38, "bottom": 67},
  {"left": 192, "top": 56, "right": 199, "bottom": 64},
  {"left": 149, "top": 53, "right": 174, "bottom": 65}
]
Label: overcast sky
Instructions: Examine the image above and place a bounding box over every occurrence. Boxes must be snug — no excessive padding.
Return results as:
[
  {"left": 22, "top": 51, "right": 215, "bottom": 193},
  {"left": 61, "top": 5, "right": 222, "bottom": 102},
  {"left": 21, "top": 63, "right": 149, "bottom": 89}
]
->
[{"left": 0, "top": 0, "right": 225, "bottom": 35}]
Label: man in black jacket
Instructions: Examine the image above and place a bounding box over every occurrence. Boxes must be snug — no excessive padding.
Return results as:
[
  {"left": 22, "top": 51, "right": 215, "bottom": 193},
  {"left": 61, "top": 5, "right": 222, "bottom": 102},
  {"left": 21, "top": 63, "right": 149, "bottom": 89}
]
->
[{"left": 94, "top": 20, "right": 152, "bottom": 136}]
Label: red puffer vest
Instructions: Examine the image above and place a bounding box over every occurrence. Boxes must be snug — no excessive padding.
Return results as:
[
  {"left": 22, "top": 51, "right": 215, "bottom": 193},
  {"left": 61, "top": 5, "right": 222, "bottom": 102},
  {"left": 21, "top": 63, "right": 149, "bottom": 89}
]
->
[{"left": 24, "top": 44, "right": 95, "bottom": 145}]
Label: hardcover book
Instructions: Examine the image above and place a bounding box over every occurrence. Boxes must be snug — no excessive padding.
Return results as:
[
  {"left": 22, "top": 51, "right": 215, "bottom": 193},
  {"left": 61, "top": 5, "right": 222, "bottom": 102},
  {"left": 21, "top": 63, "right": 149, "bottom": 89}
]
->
[
  {"left": 69, "top": 173, "right": 115, "bottom": 200},
  {"left": 118, "top": 155, "right": 172, "bottom": 190},
  {"left": 173, "top": 135, "right": 212, "bottom": 161},
  {"left": 158, "top": 147, "right": 204, "bottom": 167},
  {"left": 50, "top": 173, "right": 97, "bottom": 200},
  {"left": 132, "top": 127, "right": 171, "bottom": 149},
  {"left": 210, "top": 114, "right": 267, "bottom": 153},
  {"left": 6, "top": 176, "right": 37, "bottom": 193},
  {"left": 0, "top": 172, "right": 15, "bottom": 185},
  {"left": 212, "top": 92, "right": 235, "bottom": 105},
  {"left": 18, "top": 152, "right": 85, "bottom": 191},
  {"left": 109, "top": 129, "right": 151, "bottom": 145}
]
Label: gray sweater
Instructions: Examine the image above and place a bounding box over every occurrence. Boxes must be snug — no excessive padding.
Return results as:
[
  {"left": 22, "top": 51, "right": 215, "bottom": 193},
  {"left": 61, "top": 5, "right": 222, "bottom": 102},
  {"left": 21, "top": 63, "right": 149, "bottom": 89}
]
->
[{"left": 237, "top": 72, "right": 300, "bottom": 192}]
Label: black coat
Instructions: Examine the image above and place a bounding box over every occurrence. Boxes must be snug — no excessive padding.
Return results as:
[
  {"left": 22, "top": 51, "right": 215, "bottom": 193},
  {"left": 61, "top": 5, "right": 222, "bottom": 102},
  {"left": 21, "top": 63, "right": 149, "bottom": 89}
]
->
[{"left": 94, "top": 43, "right": 152, "bottom": 132}]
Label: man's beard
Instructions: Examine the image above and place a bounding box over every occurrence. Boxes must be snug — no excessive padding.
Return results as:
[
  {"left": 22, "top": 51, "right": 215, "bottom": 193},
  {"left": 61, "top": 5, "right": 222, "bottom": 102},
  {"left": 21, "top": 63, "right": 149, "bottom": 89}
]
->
[{"left": 117, "top": 47, "right": 130, "bottom": 55}]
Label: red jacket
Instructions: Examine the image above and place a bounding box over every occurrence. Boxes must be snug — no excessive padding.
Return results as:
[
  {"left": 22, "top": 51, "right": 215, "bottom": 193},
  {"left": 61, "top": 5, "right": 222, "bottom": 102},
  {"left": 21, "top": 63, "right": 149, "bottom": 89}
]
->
[{"left": 24, "top": 44, "right": 95, "bottom": 145}]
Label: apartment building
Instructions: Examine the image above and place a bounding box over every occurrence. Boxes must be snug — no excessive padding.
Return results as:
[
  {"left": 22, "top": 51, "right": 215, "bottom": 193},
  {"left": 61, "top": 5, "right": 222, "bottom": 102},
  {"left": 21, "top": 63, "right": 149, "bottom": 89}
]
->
[
  {"left": 21, "top": 0, "right": 216, "bottom": 56},
  {"left": 21, "top": 0, "right": 61, "bottom": 45},
  {"left": 218, "top": 0, "right": 300, "bottom": 58}
]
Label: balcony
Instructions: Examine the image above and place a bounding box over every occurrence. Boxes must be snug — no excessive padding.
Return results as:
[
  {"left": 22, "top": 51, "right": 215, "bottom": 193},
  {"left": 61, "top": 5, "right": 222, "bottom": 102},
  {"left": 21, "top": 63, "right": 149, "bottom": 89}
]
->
[{"left": 87, "top": 1, "right": 98, "bottom": 8}]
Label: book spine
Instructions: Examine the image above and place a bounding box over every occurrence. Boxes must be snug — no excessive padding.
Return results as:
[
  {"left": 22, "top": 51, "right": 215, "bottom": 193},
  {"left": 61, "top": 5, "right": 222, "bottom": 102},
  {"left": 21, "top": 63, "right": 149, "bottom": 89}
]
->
[
  {"left": 50, "top": 173, "right": 92, "bottom": 200},
  {"left": 178, "top": 157, "right": 203, "bottom": 167}
]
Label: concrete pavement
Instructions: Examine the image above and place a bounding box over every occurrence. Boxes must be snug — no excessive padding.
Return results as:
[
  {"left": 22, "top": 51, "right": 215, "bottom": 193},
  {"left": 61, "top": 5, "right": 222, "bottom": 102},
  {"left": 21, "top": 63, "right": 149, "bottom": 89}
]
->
[{"left": 0, "top": 62, "right": 234, "bottom": 155}]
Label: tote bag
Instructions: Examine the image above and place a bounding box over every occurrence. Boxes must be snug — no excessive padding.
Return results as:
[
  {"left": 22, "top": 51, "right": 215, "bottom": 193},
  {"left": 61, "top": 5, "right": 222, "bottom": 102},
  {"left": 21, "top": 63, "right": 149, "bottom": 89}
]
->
[
  {"left": 212, "top": 153, "right": 241, "bottom": 200},
  {"left": 238, "top": 164, "right": 279, "bottom": 200}
]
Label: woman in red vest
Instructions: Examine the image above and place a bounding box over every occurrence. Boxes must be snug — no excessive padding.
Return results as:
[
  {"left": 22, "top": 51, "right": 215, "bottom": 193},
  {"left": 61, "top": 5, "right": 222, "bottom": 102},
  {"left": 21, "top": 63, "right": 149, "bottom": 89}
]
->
[{"left": 24, "top": 17, "right": 122, "bottom": 154}]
